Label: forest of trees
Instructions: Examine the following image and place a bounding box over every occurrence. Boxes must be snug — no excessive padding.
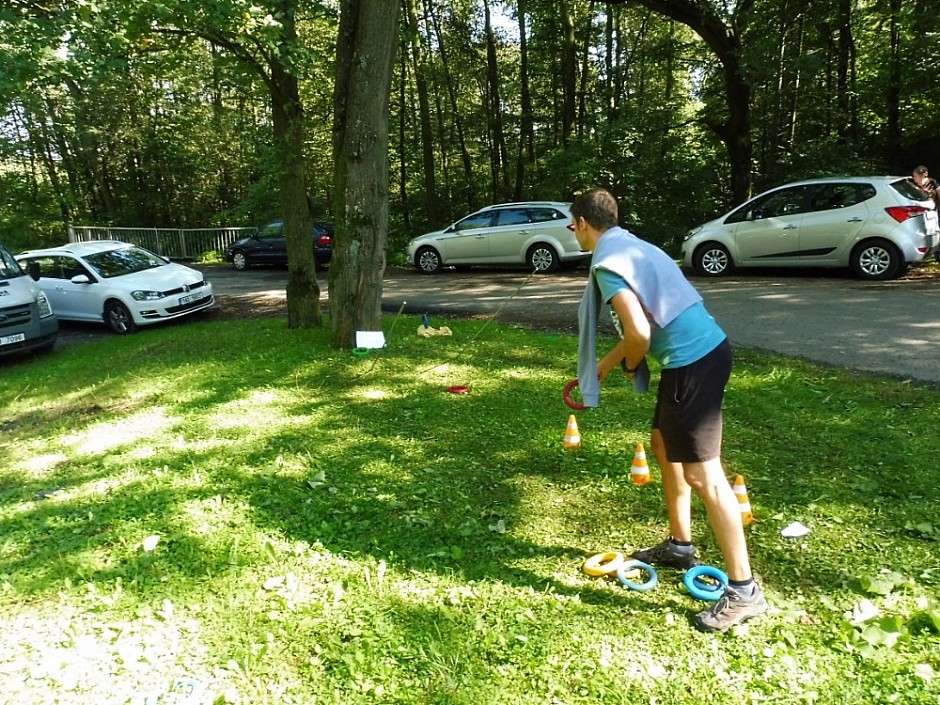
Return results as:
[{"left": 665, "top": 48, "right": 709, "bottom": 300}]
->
[{"left": 2, "top": 0, "right": 939, "bottom": 257}]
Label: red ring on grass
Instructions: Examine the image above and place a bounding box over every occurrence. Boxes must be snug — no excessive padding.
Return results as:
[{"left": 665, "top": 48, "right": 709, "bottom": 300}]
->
[
  {"left": 563, "top": 379, "right": 588, "bottom": 410},
  {"left": 448, "top": 385, "right": 469, "bottom": 395}
]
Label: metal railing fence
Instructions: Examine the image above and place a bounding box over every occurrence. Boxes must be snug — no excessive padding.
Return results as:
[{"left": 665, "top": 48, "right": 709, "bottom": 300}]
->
[{"left": 67, "top": 225, "right": 255, "bottom": 260}]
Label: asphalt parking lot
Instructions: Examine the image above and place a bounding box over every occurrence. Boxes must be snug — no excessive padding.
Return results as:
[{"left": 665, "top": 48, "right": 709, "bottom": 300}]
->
[{"left": 202, "top": 263, "right": 940, "bottom": 386}]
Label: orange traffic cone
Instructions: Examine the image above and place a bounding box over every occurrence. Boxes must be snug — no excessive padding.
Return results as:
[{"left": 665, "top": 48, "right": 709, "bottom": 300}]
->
[
  {"left": 733, "top": 474, "right": 755, "bottom": 526},
  {"left": 631, "top": 443, "right": 651, "bottom": 486},
  {"left": 563, "top": 414, "right": 582, "bottom": 449}
]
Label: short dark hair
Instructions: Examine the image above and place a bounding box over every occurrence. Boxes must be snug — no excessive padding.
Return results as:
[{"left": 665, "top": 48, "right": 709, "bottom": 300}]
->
[
  {"left": 914, "top": 165, "right": 929, "bottom": 176},
  {"left": 571, "top": 188, "right": 619, "bottom": 231}
]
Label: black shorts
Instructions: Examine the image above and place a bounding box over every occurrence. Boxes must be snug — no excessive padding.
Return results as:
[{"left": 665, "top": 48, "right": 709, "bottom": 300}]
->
[{"left": 652, "top": 339, "right": 732, "bottom": 463}]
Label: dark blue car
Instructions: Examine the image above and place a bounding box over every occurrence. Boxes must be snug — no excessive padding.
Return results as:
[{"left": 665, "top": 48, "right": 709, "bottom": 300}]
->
[{"left": 225, "top": 220, "right": 333, "bottom": 271}]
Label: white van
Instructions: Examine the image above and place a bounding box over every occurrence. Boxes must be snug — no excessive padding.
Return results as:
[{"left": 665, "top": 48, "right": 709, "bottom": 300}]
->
[{"left": 0, "top": 240, "right": 58, "bottom": 358}]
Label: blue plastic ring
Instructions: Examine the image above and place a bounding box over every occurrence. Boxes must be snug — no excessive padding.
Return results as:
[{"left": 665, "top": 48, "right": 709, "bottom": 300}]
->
[
  {"left": 615, "top": 559, "right": 658, "bottom": 591},
  {"left": 683, "top": 565, "right": 729, "bottom": 601}
]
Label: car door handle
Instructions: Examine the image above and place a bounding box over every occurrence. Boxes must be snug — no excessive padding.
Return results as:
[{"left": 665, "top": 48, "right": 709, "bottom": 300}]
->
[
  {"left": 783, "top": 224, "right": 797, "bottom": 230},
  {"left": 846, "top": 217, "right": 863, "bottom": 223}
]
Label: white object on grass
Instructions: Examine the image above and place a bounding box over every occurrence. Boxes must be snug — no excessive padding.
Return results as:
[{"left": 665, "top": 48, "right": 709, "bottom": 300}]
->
[
  {"left": 781, "top": 521, "right": 810, "bottom": 538},
  {"left": 355, "top": 331, "right": 386, "bottom": 348}
]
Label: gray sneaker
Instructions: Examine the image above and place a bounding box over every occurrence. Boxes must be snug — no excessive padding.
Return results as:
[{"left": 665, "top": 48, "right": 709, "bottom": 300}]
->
[
  {"left": 693, "top": 583, "right": 768, "bottom": 633},
  {"left": 630, "top": 538, "right": 700, "bottom": 570}
]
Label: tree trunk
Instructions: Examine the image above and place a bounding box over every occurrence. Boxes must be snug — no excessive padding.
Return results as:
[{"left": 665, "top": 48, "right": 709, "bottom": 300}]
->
[
  {"left": 514, "top": 0, "right": 533, "bottom": 199},
  {"left": 483, "top": 0, "right": 509, "bottom": 201},
  {"left": 270, "top": 0, "right": 320, "bottom": 329},
  {"left": 835, "top": 0, "right": 854, "bottom": 141},
  {"left": 427, "top": 0, "right": 474, "bottom": 207},
  {"left": 405, "top": 0, "right": 439, "bottom": 228},
  {"left": 330, "top": 0, "right": 400, "bottom": 348},
  {"left": 396, "top": 35, "right": 412, "bottom": 233},
  {"left": 886, "top": 0, "right": 902, "bottom": 160},
  {"left": 560, "top": 0, "right": 577, "bottom": 145}
]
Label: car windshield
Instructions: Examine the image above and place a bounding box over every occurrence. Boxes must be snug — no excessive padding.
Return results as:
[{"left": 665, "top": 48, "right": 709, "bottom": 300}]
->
[
  {"left": 0, "top": 247, "right": 25, "bottom": 280},
  {"left": 82, "top": 246, "right": 165, "bottom": 278}
]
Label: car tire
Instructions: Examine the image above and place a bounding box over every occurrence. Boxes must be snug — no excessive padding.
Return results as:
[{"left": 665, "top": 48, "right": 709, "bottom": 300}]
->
[
  {"left": 850, "top": 239, "right": 902, "bottom": 280},
  {"left": 415, "top": 246, "right": 443, "bottom": 274},
  {"left": 527, "top": 244, "right": 559, "bottom": 273},
  {"left": 231, "top": 251, "right": 248, "bottom": 271},
  {"left": 693, "top": 243, "right": 733, "bottom": 277},
  {"left": 105, "top": 300, "right": 138, "bottom": 334}
]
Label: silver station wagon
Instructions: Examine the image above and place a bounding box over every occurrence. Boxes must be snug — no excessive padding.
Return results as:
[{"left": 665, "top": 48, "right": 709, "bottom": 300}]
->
[{"left": 407, "top": 201, "right": 591, "bottom": 274}]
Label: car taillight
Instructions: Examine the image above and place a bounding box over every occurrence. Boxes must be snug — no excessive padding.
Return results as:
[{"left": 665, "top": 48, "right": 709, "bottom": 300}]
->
[
  {"left": 566, "top": 224, "right": 575, "bottom": 232},
  {"left": 885, "top": 205, "right": 929, "bottom": 223},
  {"left": 317, "top": 235, "right": 332, "bottom": 246}
]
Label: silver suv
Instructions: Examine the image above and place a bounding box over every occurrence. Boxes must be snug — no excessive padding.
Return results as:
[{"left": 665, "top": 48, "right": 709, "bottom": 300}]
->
[
  {"left": 681, "top": 176, "right": 940, "bottom": 280},
  {"left": 406, "top": 201, "right": 590, "bottom": 274}
]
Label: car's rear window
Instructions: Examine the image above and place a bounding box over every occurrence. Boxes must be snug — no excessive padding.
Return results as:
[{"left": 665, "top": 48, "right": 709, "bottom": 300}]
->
[
  {"left": 890, "top": 178, "right": 931, "bottom": 202},
  {"left": 808, "top": 183, "right": 876, "bottom": 211},
  {"left": 528, "top": 208, "right": 566, "bottom": 223}
]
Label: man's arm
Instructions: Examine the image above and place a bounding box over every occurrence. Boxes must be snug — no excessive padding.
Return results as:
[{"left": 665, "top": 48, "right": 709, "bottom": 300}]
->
[{"left": 597, "top": 288, "right": 651, "bottom": 380}]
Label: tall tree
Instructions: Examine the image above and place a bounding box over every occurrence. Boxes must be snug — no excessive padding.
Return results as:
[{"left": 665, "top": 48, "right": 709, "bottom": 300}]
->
[
  {"left": 609, "top": 0, "right": 755, "bottom": 203},
  {"left": 426, "top": 0, "right": 475, "bottom": 208},
  {"left": 329, "top": 0, "right": 399, "bottom": 348},
  {"left": 482, "top": 0, "right": 510, "bottom": 201},
  {"left": 405, "top": 0, "right": 439, "bottom": 227},
  {"left": 514, "top": 0, "right": 534, "bottom": 198},
  {"left": 559, "top": 0, "right": 578, "bottom": 145}
]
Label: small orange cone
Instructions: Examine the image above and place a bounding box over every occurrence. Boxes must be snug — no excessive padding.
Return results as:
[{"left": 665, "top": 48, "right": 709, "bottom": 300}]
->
[
  {"left": 563, "top": 414, "right": 582, "bottom": 449},
  {"left": 733, "top": 474, "right": 755, "bottom": 526},
  {"left": 631, "top": 443, "right": 651, "bottom": 486}
]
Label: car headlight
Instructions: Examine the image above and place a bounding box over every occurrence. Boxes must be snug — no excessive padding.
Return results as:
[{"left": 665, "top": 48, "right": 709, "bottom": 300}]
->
[
  {"left": 36, "top": 291, "right": 54, "bottom": 318},
  {"left": 132, "top": 290, "right": 165, "bottom": 301},
  {"left": 682, "top": 227, "right": 703, "bottom": 242}
]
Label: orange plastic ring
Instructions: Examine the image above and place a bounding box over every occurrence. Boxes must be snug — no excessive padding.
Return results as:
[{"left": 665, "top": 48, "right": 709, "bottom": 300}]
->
[{"left": 564, "top": 379, "right": 588, "bottom": 410}]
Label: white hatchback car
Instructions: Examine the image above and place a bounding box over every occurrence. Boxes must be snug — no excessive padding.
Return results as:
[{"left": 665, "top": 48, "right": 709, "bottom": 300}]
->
[
  {"left": 17, "top": 241, "right": 214, "bottom": 334},
  {"left": 681, "top": 176, "right": 940, "bottom": 280},
  {"left": 406, "top": 201, "right": 591, "bottom": 273}
]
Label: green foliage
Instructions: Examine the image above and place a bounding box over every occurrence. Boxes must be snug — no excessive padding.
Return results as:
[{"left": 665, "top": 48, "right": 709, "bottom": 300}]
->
[
  {"left": 1, "top": 316, "right": 939, "bottom": 703},
  {"left": 2, "top": 0, "right": 939, "bottom": 257}
]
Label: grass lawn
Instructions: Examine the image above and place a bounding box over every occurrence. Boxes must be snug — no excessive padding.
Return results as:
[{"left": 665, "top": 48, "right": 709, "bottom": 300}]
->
[{"left": 1, "top": 314, "right": 939, "bottom": 704}]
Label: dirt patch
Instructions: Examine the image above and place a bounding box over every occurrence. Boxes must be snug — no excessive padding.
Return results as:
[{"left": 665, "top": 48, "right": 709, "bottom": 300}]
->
[{"left": 200, "top": 293, "right": 288, "bottom": 321}]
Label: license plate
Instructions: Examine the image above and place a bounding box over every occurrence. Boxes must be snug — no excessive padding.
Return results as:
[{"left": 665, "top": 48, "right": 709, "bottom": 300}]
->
[
  {"left": 178, "top": 290, "right": 208, "bottom": 306},
  {"left": 0, "top": 333, "right": 25, "bottom": 346},
  {"left": 926, "top": 210, "right": 939, "bottom": 232}
]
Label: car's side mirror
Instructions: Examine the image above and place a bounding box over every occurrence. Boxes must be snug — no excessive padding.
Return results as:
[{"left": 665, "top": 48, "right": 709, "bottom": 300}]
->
[
  {"left": 70, "top": 274, "right": 91, "bottom": 284},
  {"left": 27, "top": 261, "right": 40, "bottom": 281}
]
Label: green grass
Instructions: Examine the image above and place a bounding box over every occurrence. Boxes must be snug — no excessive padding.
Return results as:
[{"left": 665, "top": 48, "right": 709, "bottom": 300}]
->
[{"left": 1, "top": 316, "right": 939, "bottom": 704}]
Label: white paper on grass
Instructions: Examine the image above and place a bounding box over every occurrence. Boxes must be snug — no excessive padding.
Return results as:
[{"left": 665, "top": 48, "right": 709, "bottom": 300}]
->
[
  {"left": 355, "top": 331, "right": 386, "bottom": 349},
  {"left": 781, "top": 521, "right": 810, "bottom": 538}
]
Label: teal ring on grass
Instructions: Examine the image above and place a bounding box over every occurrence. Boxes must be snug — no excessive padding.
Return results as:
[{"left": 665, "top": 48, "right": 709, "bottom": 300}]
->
[
  {"left": 683, "top": 565, "right": 729, "bottom": 601},
  {"left": 352, "top": 347, "right": 371, "bottom": 357},
  {"left": 616, "top": 559, "right": 658, "bottom": 591}
]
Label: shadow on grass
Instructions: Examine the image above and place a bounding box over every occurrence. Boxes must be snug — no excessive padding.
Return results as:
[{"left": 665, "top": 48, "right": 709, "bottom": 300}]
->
[{"left": 1, "top": 317, "right": 938, "bottom": 633}]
